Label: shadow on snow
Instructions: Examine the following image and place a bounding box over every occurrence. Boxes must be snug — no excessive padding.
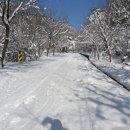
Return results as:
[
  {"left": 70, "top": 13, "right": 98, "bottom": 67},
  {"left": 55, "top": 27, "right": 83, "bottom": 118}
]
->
[{"left": 42, "top": 117, "right": 68, "bottom": 130}]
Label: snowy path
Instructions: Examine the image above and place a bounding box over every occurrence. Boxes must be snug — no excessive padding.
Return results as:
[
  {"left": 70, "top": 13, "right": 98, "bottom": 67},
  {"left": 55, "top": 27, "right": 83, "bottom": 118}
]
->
[{"left": 0, "top": 53, "right": 130, "bottom": 130}]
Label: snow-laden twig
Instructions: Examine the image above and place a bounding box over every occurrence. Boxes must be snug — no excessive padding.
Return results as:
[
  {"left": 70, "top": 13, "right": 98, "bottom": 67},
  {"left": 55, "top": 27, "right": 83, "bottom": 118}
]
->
[{"left": 9, "top": 1, "right": 23, "bottom": 22}]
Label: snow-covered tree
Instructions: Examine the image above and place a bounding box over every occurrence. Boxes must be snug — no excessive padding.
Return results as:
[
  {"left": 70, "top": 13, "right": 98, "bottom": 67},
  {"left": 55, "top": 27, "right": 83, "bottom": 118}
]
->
[
  {"left": 0, "top": 0, "right": 37, "bottom": 67},
  {"left": 78, "top": 0, "right": 130, "bottom": 62}
]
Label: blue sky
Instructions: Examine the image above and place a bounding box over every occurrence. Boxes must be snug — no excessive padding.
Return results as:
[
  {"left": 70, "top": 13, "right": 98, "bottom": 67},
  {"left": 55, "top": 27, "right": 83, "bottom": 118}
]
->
[{"left": 39, "top": 0, "right": 107, "bottom": 29}]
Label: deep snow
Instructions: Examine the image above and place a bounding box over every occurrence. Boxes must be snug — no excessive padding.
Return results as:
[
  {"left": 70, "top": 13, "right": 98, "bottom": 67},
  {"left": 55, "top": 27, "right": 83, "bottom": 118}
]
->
[{"left": 0, "top": 53, "right": 130, "bottom": 130}]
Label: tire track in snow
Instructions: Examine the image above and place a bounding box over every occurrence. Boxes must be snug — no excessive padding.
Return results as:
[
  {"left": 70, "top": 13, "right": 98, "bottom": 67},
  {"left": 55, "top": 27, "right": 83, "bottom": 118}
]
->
[
  {"left": 77, "top": 87, "right": 96, "bottom": 130},
  {"left": 82, "top": 67, "right": 96, "bottom": 130},
  {"left": 17, "top": 56, "right": 71, "bottom": 130},
  {"left": 1, "top": 54, "right": 96, "bottom": 130},
  {"left": 74, "top": 55, "right": 96, "bottom": 130},
  {"left": 1, "top": 56, "right": 69, "bottom": 130}
]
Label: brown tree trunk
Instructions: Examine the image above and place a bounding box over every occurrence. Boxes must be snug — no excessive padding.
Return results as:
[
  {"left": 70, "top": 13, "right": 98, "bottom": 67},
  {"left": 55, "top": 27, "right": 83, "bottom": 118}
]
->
[
  {"left": 1, "top": 0, "right": 10, "bottom": 67},
  {"left": 1, "top": 25, "right": 10, "bottom": 67}
]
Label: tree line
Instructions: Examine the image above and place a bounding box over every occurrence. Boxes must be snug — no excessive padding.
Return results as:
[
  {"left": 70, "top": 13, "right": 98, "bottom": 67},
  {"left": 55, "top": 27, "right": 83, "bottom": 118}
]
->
[
  {"left": 0, "top": 0, "right": 77, "bottom": 67},
  {"left": 77, "top": 0, "right": 130, "bottom": 62}
]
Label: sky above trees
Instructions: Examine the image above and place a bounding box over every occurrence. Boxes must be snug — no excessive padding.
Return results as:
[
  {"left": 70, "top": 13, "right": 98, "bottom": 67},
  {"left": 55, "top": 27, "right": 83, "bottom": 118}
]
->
[{"left": 39, "top": 0, "right": 107, "bottom": 29}]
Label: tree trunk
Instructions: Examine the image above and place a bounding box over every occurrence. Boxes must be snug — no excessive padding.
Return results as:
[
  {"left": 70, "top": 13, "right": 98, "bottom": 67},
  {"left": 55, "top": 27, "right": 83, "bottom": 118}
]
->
[
  {"left": 1, "top": 25, "right": 10, "bottom": 67},
  {"left": 95, "top": 44, "right": 100, "bottom": 60},
  {"left": 47, "top": 38, "right": 51, "bottom": 56},
  {"left": 38, "top": 44, "right": 41, "bottom": 57},
  {"left": 93, "top": 42, "right": 100, "bottom": 60},
  {"left": 97, "top": 52, "right": 100, "bottom": 60},
  {"left": 108, "top": 50, "right": 112, "bottom": 62},
  {"left": 66, "top": 47, "right": 68, "bottom": 53},
  {"left": 53, "top": 46, "right": 55, "bottom": 56},
  {"left": 94, "top": 47, "right": 96, "bottom": 59}
]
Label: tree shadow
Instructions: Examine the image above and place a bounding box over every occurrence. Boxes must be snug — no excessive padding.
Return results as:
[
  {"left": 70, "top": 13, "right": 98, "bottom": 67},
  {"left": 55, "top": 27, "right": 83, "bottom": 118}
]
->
[
  {"left": 72, "top": 75, "right": 130, "bottom": 126},
  {"left": 96, "top": 64, "right": 130, "bottom": 87},
  {"left": 41, "top": 117, "right": 68, "bottom": 130},
  {"left": 83, "top": 84, "right": 130, "bottom": 118}
]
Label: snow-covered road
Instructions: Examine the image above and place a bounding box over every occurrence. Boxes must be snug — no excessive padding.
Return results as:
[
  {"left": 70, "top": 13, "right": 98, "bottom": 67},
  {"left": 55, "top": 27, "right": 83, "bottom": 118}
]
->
[{"left": 0, "top": 53, "right": 130, "bottom": 130}]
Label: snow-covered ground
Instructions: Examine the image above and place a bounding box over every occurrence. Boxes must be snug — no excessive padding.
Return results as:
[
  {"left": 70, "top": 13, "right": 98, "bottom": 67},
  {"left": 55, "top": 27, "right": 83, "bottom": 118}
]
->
[
  {"left": 0, "top": 53, "right": 130, "bottom": 130},
  {"left": 91, "top": 59, "right": 130, "bottom": 91}
]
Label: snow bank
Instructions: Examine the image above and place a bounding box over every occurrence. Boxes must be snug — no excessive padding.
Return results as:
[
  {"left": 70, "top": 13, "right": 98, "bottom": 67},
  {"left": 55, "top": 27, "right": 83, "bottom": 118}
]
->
[{"left": 90, "top": 59, "right": 130, "bottom": 91}]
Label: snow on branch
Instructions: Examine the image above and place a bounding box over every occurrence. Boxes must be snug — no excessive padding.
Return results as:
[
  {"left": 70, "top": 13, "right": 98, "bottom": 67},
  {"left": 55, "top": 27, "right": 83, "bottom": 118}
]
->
[
  {"left": 58, "top": 29, "right": 68, "bottom": 35},
  {"left": 9, "top": 1, "right": 23, "bottom": 22},
  {"left": 0, "top": 0, "right": 38, "bottom": 24},
  {"left": 26, "top": 0, "right": 37, "bottom": 6}
]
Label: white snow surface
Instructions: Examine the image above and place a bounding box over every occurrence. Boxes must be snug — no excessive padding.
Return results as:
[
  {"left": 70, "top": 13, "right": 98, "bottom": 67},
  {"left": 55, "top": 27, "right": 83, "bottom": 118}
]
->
[
  {"left": 0, "top": 53, "right": 130, "bottom": 130},
  {"left": 92, "top": 59, "right": 130, "bottom": 90}
]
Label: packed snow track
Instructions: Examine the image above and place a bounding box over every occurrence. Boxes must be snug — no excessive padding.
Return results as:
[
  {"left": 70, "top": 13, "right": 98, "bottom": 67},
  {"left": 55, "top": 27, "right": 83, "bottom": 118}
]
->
[{"left": 0, "top": 53, "right": 130, "bottom": 130}]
